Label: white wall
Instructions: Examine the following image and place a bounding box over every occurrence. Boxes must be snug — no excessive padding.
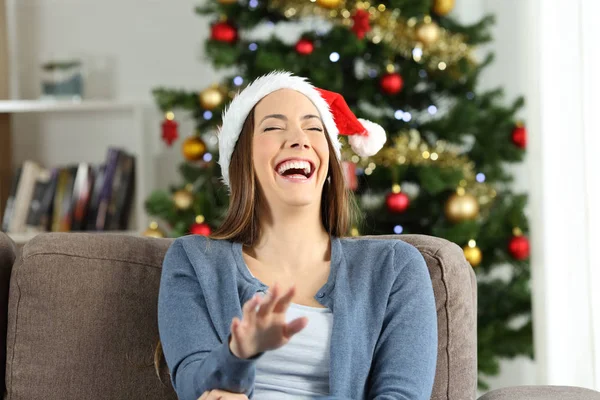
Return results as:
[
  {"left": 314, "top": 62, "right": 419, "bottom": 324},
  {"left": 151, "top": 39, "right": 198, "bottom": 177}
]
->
[
  {"left": 453, "top": 0, "right": 537, "bottom": 392},
  {"left": 9, "top": 0, "right": 546, "bottom": 392}
]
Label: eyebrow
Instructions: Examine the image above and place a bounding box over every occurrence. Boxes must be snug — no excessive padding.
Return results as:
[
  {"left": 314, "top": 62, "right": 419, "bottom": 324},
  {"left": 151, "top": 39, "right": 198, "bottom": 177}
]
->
[{"left": 259, "top": 114, "right": 322, "bottom": 124}]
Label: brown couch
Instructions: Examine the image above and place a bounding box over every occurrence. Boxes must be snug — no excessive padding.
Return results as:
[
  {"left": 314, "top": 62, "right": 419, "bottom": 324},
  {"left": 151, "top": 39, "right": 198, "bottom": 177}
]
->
[{"left": 0, "top": 231, "right": 598, "bottom": 400}]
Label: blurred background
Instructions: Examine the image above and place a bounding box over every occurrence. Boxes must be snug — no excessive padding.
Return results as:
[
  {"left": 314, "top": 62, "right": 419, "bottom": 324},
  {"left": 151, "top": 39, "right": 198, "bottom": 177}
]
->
[{"left": 0, "top": 0, "right": 598, "bottom": 395}]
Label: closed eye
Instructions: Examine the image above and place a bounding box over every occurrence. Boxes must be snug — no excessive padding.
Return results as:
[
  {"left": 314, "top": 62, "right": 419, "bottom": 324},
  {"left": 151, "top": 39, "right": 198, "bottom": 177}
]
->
[
  {"left": 308, "top": 127, "right": 323, "bottom": 132},
  {"left": 264, "top": 127, "right": 282, "bottom": 132}
]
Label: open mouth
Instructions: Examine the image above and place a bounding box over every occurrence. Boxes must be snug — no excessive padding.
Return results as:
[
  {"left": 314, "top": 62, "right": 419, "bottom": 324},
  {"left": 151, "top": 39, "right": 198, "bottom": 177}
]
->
[{"left": 275, "top": 159, "right": 316, "bottom": 181}]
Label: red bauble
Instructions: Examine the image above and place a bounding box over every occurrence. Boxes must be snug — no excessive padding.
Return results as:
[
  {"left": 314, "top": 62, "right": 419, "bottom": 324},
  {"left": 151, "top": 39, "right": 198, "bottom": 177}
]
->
[
  {"left": 512, "top": 125, "right": 527, "bottom": 149},
  {"left": 295, "top": 39, "right": 314, "bottom": 55},
  {"left": 386, "top": 192, "right": 410, "bottom": 213},
  {"left": 508, "top": 235, "right": 530, "bottom": 260},
  {"left": 380, "top": 73, "right": 404, "bottom": 95},
  {"left": 161, "top": 118, "right": 179, "bottom": 146},
  {"left": 351, "top": 9, "right": 371, "bottom": 39},
  {"left": 190, "top": 222, "right": 212, "bottom": 236},
  {"left": 211, "top": 22, "right": 238, "bottom": 43}
]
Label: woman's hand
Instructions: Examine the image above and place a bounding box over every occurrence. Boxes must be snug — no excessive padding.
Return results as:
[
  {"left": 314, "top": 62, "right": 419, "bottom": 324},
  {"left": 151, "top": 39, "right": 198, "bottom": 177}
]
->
[
  {"left": 229, "top": 283, "right": 308, "bottom": 359},
  {"left": 197, "top": 390, "right": 248, "bottom": 400}
]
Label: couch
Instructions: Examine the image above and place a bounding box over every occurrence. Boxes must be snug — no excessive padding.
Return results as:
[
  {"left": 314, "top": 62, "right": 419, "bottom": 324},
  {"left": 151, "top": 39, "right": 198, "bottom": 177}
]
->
[{"left": 0, "top": 231, "right": 598, "bottom": 400}]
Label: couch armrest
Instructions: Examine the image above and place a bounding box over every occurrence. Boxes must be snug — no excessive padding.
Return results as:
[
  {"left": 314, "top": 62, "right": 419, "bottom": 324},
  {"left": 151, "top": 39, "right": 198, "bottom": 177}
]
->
[
  {"left": 478, "top": 385, "right": 600, "bottom": 400},
  {"left": 0, "top": 232, "right": 17, "bottom": 397}
]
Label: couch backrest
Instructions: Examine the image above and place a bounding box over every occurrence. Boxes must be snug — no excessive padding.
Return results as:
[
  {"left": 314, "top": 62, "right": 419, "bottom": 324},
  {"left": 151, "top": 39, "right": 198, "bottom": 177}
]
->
[
  {"left": 3, "top": 232, "right": 476, "bottom": 400},
  {"left": 4, "top": 232, "right": 177, "bottom": 400},
  {"left": 374, "top": 235, "right": 478, "bottom": 400},
  {"left": 0, "top": 232, "right": 17, "bottom": 398}
]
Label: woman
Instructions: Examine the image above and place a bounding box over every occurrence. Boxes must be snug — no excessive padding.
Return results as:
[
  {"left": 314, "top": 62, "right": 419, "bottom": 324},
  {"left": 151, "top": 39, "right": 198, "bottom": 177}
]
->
[{"left": 158, "top": 71, "right": 438, "bottom": 400}]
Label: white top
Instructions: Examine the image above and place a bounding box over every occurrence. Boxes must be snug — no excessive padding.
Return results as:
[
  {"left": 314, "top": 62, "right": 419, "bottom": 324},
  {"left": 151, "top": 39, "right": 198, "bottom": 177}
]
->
[{"left": 253, "top": 301, "right": 333, "bottom": 399}]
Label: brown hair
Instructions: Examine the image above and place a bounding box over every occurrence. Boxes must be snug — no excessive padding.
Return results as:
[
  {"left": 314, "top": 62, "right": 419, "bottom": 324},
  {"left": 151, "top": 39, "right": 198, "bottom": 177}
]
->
[
  {"left": 154, "top": 106, "right": 360, "bottom": 381},
  {"left": 210, "top": 106, "right": 357, "bottom": 244}
]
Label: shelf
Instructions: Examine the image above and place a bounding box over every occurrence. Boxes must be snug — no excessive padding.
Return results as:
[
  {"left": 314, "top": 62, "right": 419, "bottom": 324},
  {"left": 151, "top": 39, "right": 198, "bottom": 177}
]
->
[
  {"left": 0, "top": 100, "right": 141, "bottom": 113},
  {"left": 7, "top": 230, "right": 143, "bottom": 245}
]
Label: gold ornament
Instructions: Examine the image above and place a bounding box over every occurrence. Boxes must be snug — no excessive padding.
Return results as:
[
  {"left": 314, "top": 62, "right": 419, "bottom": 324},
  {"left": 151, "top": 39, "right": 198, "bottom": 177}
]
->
[
  {"left": 173, "top": 188, "right": 194, "bottom": 210},
  {"left": 445, "top": 192, "right": 479, "bottom": 223},
  {"left": 199, "top": 87, "right": 224, "bottom": 110},
  {"left": 218, "top": 0, "right": 237, "bottom": 4},
  {"left": 143, "top": 221, "right": 165, "bottom": 238},
  {"left": 433, "top": 0, "right": 455, "bottom": 16},
  {"left": 182, "top": 135, "right": 207, "bottom": 162},
  {"left": 316, "top": 0, "right": 341, "bottom": 9},
  {"left": 416, "top": 21, "right": 440, "bottom": 46},
  {"left": 463, "top": 241, "right": 482, "bottom": 267}
]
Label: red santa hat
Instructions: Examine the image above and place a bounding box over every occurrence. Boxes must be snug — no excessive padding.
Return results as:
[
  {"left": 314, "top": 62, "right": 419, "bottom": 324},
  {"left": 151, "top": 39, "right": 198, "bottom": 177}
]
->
[{"left": 218, "top": 71, "right": 386, "bottom": 188}]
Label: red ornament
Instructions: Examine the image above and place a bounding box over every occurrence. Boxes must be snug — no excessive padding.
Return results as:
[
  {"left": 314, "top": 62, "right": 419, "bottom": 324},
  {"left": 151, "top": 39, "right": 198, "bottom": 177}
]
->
[
  {"left": 508, "top": 235, "right": 530, "bottom": 260},
  {"left": 161, "top": 117, "right": 179, "bottom": 146},
  {"left": 351, "top": 9, "right": 371, "bottom": 39},
  {"left": 295, "top": 39, "right": 314, "bottom": 55},
  {"left": 342, "top": 161, "right": 358, "bottom": 191},
  {"left": 386, "top": 192, "right": 410, "bottom": 213},
  {"left": 512, "top": 125, "right": 527, "bottom": 149},
  {"left": 190, "top": 222, "right": 212, "bottom": 236},
  {"left": 211, "top": 21, "right": 238, "bottom": 43},
  {"left": 380, "top": 73, "right": 404, "bottom": 95}
]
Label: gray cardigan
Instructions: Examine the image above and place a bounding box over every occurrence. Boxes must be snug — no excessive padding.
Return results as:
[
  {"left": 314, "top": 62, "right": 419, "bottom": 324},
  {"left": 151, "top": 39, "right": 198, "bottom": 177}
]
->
[{"left": 158, "top": 235, "right": 438, "bottom": 400}]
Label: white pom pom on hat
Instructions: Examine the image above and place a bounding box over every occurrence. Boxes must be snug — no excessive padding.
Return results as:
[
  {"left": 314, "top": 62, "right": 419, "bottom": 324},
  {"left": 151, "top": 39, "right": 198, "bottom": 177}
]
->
[{"left": 217, "top": 71, "right": 386, "bottom": 188}]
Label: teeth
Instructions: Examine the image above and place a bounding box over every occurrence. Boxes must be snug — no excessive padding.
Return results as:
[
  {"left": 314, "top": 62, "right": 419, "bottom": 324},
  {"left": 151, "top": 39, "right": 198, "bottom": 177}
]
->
[{"left": 277, "top": 160, "right": 312, "bottom": 176}]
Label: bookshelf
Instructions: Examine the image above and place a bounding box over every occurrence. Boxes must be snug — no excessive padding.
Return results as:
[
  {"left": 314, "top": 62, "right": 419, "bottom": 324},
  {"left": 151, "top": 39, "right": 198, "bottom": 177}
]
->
[
  {"left": 0, "top": 0, "right": 153, "bottom": 238},
  {"left": 0, "top": 101, "right": 151, "bottom": 238}
]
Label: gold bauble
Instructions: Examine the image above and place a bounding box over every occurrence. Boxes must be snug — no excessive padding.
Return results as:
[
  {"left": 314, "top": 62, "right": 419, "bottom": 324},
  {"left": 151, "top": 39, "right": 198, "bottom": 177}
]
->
[
  {"left": 143, "top": 222, "right": 165, "bottom": 238},
  {"left": 433, "top": 0, "right": 455, "bottom": 16},
  {"left": 445, "top": 193, "right": 480, "bottom": 223},
  {"left": 173, "top": 189, "right": 194, "bottom": 210},
  {"left": 416, "top": 21, "right": 440, "bottom": 46},
  {"left": 316, "top": 0, "right": 341, "bottom": 9},
  {"left": 199, "top": 87, "right": 224, "bottom": 110},
  {"left": 218, "top": 0, "right": 237, "bottom": 4},
  {"left": 182, "top": 136, "right": 207, "bottom": 162},
  {"left": 463, "top": 245, "right": 482, "bottom": 267}
]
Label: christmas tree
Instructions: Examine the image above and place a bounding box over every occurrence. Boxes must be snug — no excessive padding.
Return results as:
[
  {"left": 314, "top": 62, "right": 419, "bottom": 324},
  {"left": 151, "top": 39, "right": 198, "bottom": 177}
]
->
[{"left": 145, "top": 0, "right": 532, "bottom": 388}]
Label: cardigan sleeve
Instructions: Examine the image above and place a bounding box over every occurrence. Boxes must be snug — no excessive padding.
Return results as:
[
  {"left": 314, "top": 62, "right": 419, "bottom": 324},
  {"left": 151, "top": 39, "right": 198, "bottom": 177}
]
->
[
  {"left": 367, "top": 243, "right": 438, "bottom": 400},
  {"left": 157, "top": 239, "right": 260, "bottom": 400}
]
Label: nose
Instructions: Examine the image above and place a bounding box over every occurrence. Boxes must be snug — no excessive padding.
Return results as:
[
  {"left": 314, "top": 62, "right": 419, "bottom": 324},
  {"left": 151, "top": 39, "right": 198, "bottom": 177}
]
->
[{"left": 287, "top": 127, "right": 311, "bottom": 150}]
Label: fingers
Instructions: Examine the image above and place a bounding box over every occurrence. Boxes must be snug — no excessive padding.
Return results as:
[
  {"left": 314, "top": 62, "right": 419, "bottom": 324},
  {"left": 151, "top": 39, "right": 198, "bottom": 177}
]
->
[
  {"left": 272, "top": 284, "right": 296, "bottom": 313},
  {"left": 284, "top": 316, "right": 308, "bottom": 338},
  {"left": 256, "top": 282, "right": 280, "bottom": 317},
  {"left": 241, "top": 294, "right": 260, "bottom": 326},
  {"left": 199, "top": 390, "right": 249, "bottom": 400},
  {"left": 258, "top": 283, "right": 297, "bottom": 317},
  {"left": 198, "top": 391, "right": 209, "bottom": 400}
]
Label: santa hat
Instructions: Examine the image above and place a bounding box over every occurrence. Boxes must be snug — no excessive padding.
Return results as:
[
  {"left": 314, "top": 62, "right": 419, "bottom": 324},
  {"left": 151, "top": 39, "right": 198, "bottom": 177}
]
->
[{"left": 218, "top": 71, "right": 386, "bottom": 188}]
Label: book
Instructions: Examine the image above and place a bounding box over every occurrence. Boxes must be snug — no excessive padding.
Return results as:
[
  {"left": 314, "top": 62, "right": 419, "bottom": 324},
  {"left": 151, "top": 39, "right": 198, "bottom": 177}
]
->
[
  {"left": 105, "top": 151, "right": 136, "bottom": 231},
  {"left": 71, "top": 163, "right": 94, "bottom": 231},
  {"left": 93, "top": 148, "right": 121, "bottom": 231},
  {"left": 1, "top": 167, "right": 22, "bottom": 232},
  {"left": 85, "top": 164, "right": 106, "bottom": 231},
  {"left": 8, "top": 161, "right": 42, "bottom": 233},
  {"left": 51, "top": 166, "right": 77, "bottom": 232},
  {"left": 38, "top": 168, "right": 59, "bottom": 232},
  {"left": 24, "top": 168, "right": 52, "bottom": 233}
]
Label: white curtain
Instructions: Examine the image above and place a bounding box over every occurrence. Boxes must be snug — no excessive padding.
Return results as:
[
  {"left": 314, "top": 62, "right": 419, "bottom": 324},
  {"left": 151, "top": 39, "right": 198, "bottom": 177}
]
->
[{"left": 528, "top": 0, "right": 600, "bottom": 389}]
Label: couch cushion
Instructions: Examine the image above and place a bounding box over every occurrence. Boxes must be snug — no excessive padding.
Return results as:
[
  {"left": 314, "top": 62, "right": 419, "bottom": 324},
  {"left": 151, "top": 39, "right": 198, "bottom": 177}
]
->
[
  {"left": 0, "top": 232, "right": 17, "bottom": 397},
  {"left": 5, "top": 232, "right": 177, "bottom": 400},
  {"left": 370, "top": 235, "right": 477, "bottom": 400},
  {"left": 478, "top": 385, "right": 600, "bottom": 400}
]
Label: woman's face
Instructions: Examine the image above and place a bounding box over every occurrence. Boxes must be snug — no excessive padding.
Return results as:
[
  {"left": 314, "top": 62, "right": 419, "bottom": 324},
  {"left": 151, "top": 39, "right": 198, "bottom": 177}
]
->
[{"left": 252, "top": 89, "right": 330, "bottom": 210}]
